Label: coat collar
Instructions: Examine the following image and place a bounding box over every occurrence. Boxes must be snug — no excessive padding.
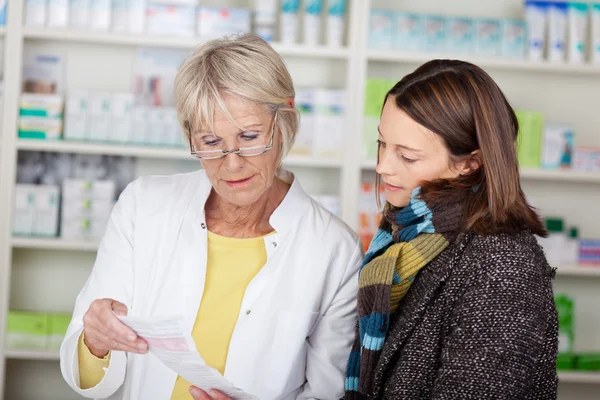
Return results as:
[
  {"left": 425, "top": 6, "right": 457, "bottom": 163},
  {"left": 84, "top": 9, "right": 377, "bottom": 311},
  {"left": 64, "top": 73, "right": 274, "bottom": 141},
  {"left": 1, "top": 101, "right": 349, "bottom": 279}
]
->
[
  {"left": 370, "top": 232, "right": 474, "bottom": 398},
  {"left": 193, "top": 168, "right": 311, "bottom": 234}
]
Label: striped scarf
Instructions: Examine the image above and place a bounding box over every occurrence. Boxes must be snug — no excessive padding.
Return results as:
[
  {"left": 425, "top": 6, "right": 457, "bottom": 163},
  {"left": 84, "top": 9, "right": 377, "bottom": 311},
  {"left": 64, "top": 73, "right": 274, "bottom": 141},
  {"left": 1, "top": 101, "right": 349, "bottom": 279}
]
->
[{"left": 345, "top": 187, "right": 464, "bottom": 399}]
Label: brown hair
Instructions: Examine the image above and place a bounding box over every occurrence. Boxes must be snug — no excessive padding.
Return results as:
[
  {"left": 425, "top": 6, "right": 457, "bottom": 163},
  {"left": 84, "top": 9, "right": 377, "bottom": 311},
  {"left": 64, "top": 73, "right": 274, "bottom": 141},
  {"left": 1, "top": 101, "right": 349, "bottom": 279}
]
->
[{"left": 377, "top": 59, "right": 546, "bottom": 236}]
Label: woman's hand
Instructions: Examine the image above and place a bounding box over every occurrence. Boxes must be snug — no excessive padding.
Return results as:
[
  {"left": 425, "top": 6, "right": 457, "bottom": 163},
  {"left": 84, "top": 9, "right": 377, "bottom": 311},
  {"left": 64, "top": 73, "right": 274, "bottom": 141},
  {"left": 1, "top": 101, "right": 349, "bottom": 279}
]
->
[
  {"left": 82, "top": 298, "right": 148, "bottom": 358},
  {"left": 189, "top": 387, "right": 232, "bottom": 400}
]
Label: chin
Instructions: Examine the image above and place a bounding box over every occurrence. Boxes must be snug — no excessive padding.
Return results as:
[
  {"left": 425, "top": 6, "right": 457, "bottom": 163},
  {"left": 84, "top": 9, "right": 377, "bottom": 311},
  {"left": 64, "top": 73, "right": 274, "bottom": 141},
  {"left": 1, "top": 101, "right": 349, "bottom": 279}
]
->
[
  {"left": 386, "top": 194, "right": 410, "bottom": 208},
  {"left": 221, "top": 187, "right": 264, "bottom": 207}
]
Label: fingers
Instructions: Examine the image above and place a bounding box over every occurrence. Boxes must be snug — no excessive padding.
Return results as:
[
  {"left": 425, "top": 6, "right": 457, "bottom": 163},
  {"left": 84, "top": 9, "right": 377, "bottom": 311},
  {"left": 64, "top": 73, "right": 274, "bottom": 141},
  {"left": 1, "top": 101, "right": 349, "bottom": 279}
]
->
[
  {"left": 111, "top": 300, "right": 128, "bottom": 317},
  {"left": 208, "top": 390, "right": 232, "bottom": 399},
  {"left": 189, "top": 387, "right": 213, "bottom": 400},
  {"left": 189, "top": 388, "right": 232, "bottom": 400},
  {"left": 83, "top": 298, "right": 147, "bottom": 355}
]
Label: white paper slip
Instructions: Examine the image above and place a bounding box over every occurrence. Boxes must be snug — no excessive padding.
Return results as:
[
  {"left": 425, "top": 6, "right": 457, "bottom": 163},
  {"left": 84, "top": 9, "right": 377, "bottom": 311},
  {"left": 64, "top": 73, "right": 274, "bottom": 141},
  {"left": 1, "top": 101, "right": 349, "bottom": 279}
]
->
[{"left": 119, "top": 315, "right": 257, "bottom": 400}]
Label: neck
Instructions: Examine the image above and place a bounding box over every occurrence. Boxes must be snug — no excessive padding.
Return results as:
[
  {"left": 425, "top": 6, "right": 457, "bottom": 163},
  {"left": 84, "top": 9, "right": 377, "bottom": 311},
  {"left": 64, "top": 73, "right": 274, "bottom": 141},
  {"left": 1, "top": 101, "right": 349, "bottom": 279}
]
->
[{"left": 205, "top": 178, "right": 290, "bottom": 238}]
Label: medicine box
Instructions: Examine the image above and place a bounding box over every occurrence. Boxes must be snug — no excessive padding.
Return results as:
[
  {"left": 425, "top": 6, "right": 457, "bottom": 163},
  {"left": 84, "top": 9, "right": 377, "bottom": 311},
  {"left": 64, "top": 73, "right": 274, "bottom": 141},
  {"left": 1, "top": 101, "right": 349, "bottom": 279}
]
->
[
  {"left": 48, "top": 314, "right": 72, "bottom": 350},
  {"left": 34, "top": 185, "right": 60, "bottom": 237},
  {"left": 64, "top": 90, "right": 89, "bottom": 141},
  {"left": 542, "top": 124, "right": 574, "bottom": 169},
  {"left": 25, "top": 0, "right": 47, "bottom": 26},
  {"left": 13, "top": 185, "right": 37, "bottom": 236},
  {"left": 368, "top": 10, "right": 394, "bottom": 50},
  {"left": 422, "top": 15, "right": 448, "bottom": 53},
  {"left": 197, "top": 7, "right": 251, "bottom": 39},
  {"left": 88, "top": 92, "right": 111, "bottom": 142},
  {"left": 447, "top": 17, "right": 474, "bottom": 54},
  {"left": 502, "top": 19, "right": 527, "bottom": 58},
  {"left": 62, "top": 179, "right": 116, "bottom": 200},
  {"left": 109, "top": 92, "right": 134, "bottom": 143},
  {"left": 395, "top": 12, "right": 422, "bottom": 52},
  {"left": 292, "top": 88, "right": 316, "bottom": 156},
  {"left": 474, "top": 18, "right": 501, "bottom": 57},
  {"left": 573, "top": 147, "right": 600, "bottom": 172},
  {"left": 18, "top": 117, "right": 63, "bottom": 140},
  {"left": 313, "top": 88, "right": 345, "bottom": 159},
  {"left": 20, "top": 93, "right": 64, "bottom": 118},
  {"left": 69, "top": 0, "right": 90, "bottom": 29},
  {"left": 146, "top": 4, "right": 196, "bottom": 37},
  {"left": 6, "top": 311, "right": 50, "bottom": 350}
]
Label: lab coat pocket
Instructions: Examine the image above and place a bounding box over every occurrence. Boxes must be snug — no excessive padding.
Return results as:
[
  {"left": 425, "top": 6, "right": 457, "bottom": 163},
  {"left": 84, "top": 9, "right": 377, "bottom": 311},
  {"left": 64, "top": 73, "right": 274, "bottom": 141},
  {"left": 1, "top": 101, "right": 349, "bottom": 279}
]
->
[{"left": 265, "top": 310, "right": 320, "bottom": 396}]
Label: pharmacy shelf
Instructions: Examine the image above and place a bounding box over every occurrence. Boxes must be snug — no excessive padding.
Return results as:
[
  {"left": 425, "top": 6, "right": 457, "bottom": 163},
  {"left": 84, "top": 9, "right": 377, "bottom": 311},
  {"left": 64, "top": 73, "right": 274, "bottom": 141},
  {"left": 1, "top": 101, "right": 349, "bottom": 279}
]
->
[
  {"left": 367, "top": 51, "right": 600, "bottom": 76},
  {"left": 559, "top": 371, "right": 600, "bottom": 384},
  {"left": 520, "top": 168, "right": 600, "bottom": 183},
  {"left": 12, "top": 237, "right": 100, "bottom": 252},
  {"left": 4, "top": 349, "right": 60, "bottom": 361},
  {"left": 360, "top": 160, "right": 600, "bottom": 183},
  {"left": 15, "top": 139, "right": 343, "bottom": 168},
  {"left": 555, "top": 266, "right": 600, "bottom": 278},
  {"left": 22, "top": 27, "right": 351, "bottom": 59}
]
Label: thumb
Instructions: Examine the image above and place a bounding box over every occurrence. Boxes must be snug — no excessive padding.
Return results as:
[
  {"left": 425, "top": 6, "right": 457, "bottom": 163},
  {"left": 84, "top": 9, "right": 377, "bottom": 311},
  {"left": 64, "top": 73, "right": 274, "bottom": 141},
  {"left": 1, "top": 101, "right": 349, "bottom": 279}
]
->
[{"left": 111, "top": 300, "right": 128, "bottom": 317}]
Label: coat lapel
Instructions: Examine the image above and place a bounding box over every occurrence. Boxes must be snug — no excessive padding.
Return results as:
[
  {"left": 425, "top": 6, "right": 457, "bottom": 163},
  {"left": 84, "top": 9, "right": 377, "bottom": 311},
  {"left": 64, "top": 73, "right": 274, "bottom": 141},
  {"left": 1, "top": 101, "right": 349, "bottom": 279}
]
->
[{"left": 370, "top": 233, "right": 473, "bottom": 398}]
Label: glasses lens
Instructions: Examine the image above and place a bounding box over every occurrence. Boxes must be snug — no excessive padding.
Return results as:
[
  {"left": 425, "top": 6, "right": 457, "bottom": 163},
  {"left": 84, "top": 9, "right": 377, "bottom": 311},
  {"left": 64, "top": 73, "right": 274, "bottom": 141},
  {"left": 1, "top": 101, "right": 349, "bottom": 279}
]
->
[
  {"left": 239, "top": 146, "right": 267, "bottom": 157},
  {"left": 196, "top": 150, "right": 224, "bottom": 160}
]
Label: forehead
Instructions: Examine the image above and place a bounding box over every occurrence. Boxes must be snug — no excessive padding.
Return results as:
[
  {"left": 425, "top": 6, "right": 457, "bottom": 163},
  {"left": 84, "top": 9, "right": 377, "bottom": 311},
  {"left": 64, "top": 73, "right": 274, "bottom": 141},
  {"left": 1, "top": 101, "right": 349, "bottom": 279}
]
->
[
  {"left": 380, "top": 100, "right": 444, "bottom": 151},
  {"left": 196, "top": 94, "right": 269, "bottom": 132}
]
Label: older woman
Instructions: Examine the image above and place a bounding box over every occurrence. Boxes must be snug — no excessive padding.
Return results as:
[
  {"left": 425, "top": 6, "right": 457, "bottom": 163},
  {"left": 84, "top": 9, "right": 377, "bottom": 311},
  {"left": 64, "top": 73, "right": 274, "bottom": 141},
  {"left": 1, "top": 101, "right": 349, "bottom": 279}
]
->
[{"left": 60, "top": 34, "right": 363, "bottom": 400}]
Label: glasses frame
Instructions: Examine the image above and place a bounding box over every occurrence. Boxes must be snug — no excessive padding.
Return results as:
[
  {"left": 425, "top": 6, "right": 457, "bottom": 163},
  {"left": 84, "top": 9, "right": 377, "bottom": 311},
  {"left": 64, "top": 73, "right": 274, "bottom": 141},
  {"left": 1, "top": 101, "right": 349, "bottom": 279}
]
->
[{"left": 189, "top": 112, "right": 278, "bottom": 160}]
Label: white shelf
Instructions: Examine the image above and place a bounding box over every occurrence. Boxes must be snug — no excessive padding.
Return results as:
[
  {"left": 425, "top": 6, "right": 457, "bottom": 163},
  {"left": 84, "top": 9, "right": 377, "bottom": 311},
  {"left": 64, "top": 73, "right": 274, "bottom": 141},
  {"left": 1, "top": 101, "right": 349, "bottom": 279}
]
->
[
  {"left": 12, "top": 237, "right": 100, "bottom": 252},
  {"left": 22, "top": 27, "right": 350, "bottom": 59},
  {"left": 0, "top": 27, "right": 5, "bottom": 37},
  {"left": 559, "top": 371, "right": 600, "bottom": 384},
  {"left": 360, "top": 160, "right": 600, "bottom": 183},
  {"left": 4, "top": 349, "right": 60, "bottom": 361},
  {"left": 367, "top": 51, "right": 600, "bottom": 75},
  {"left": 16, "top": 139, "right": 343, "bottom": 168},
  {"left": 555, "top": 267, "right": 600, "bottom": 278},
  {"left": 519, "top": 168, "right": 600, "bottom": 183}
]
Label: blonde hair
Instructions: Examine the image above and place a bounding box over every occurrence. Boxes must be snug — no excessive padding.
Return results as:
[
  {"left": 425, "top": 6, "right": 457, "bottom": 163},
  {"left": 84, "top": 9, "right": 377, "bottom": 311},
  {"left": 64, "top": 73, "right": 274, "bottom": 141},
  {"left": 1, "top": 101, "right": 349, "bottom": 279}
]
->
[{"left": 174, "top": 33, "right": 299, "bottom": 165}]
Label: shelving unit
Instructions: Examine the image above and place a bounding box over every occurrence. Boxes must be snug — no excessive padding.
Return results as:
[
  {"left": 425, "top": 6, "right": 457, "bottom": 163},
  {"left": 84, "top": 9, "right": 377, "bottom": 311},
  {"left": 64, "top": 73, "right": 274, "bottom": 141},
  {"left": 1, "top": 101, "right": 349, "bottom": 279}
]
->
[
  {"left": 367, "top": 51, "right": 600, "bottom": 75},
  {"left": 15, "top": 139, "right": 344, "bottom": 168},
  {"left": 361, "top": 159, "right": 600, "bottom": 184},
  {"left": 22, "top": 27, "right": 351, "bottom": 59},
  {"left": 1, "top": 0, "right": 600, "bottom": 399},
  {"left": 4, "top": 349, "right": 61, "bottom": 361}
]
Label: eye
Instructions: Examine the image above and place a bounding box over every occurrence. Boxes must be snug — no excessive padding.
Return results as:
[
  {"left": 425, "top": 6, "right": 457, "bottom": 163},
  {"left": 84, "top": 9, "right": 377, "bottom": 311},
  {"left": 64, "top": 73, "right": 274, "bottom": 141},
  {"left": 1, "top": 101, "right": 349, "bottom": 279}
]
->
[
  {"left": 402, "top": 155, "right": 417, "bottom": 164},
  {"left": 202, "top": 136, "right": 221, "bottom": 147},
  {"left": 240, "top": 131, "right": 260, "bottom": 141},
  {"left": 377, "top": 139, "right": 386, "bottom": 148}
]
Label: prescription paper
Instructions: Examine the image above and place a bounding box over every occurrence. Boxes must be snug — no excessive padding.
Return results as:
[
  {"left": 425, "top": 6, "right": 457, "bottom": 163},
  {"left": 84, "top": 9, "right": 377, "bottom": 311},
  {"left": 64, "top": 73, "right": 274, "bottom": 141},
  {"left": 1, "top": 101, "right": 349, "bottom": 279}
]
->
[{"left": 119, "top": 315, "right": 256, "bottom": 400}]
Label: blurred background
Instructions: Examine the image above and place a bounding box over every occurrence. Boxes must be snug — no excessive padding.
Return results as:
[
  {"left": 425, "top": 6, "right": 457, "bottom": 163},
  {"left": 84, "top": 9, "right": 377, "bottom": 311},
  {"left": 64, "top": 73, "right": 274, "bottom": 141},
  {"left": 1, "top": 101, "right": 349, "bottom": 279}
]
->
[{"left": 0, "top": 0, "right": 599, "bottom": 399}]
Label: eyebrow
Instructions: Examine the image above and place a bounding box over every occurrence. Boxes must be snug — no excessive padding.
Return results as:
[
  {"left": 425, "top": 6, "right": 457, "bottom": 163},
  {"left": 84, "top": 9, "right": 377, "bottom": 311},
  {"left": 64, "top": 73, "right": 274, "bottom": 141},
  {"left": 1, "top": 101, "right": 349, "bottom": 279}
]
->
[
  {"left": 377, "top": 127, "right": 423, "bottom": 153},
  {"left": 195, "top": 123, "right": 265, "bottom": 135}
]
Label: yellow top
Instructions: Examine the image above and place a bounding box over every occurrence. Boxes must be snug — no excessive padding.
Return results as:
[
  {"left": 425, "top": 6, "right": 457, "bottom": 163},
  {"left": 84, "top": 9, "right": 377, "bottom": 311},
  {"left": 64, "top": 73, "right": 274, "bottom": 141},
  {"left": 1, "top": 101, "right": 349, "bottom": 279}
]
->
[{"left": 78, "top": 231, "right": 268, "bottom": 399}]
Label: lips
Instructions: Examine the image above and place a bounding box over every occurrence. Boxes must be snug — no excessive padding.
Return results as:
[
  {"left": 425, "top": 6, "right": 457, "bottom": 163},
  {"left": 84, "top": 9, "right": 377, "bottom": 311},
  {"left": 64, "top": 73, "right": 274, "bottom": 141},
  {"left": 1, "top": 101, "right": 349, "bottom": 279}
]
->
[
  {"left": 384, "top": 182, "right": 404, "bottom": 192},
  {"left": 225, "top": 176, "right": 254, "bottom": 188}
]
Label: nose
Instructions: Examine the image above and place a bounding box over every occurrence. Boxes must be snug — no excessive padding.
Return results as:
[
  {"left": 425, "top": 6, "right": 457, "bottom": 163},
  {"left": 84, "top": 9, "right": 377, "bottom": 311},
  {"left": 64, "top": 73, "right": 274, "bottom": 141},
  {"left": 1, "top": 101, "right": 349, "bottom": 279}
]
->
[
  {"left": 223, "top": 151, "right": 244, "bottom": 171},
  {"left": 376, "top": 148, "right": 395, "bottom": 177}
]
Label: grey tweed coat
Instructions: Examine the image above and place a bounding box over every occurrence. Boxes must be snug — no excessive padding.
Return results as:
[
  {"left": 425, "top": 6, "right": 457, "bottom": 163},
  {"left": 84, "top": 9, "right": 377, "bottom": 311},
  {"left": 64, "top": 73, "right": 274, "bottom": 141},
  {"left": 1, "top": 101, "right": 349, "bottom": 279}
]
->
[{"left": 370, "top": 231, "right": 558, "bottom": 399}]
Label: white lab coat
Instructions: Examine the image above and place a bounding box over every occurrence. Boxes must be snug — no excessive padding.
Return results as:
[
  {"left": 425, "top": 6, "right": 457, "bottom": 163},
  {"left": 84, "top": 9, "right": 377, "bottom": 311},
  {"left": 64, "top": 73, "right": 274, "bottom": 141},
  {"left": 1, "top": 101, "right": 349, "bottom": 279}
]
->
[{"left": 60, "top": 169, "right": 363, "bottom": 400}]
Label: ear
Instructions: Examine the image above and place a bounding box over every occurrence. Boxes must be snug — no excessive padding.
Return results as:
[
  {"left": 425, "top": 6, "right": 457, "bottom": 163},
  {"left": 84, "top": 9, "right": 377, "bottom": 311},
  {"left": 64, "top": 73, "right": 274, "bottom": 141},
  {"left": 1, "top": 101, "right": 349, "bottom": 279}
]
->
[
  {"left": 286, "top": 97, "right": 295, "bottom": 108},
  {"left": 458, "top": 150, "right": 482, "bottom": 176}
]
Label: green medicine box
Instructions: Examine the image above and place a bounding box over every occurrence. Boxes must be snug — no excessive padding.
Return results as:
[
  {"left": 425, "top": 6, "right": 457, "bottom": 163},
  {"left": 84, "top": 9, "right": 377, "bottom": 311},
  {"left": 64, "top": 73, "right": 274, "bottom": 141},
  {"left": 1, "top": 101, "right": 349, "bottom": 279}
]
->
[
  {"left": 555, "top": 294, "right": 575, "bottom": 369},
  {"left": 6, "top": 311, "right": 50, "bottom": 350},
  {"left": 516, "top": 110, "right": 544, "bottom": 168},
  {"left": 48, "top": 314, "right": 72, "bottom": 351},
  {"left": 576, "top": 353, "right": 600, "bottom": 371}
]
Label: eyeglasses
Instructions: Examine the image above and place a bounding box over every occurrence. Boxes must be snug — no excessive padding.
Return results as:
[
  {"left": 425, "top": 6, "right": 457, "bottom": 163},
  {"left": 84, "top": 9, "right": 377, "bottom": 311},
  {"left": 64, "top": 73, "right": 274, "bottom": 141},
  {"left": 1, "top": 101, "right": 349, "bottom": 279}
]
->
[{"left": 189, "top": 113, "right": 277, "bottom": 160}]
